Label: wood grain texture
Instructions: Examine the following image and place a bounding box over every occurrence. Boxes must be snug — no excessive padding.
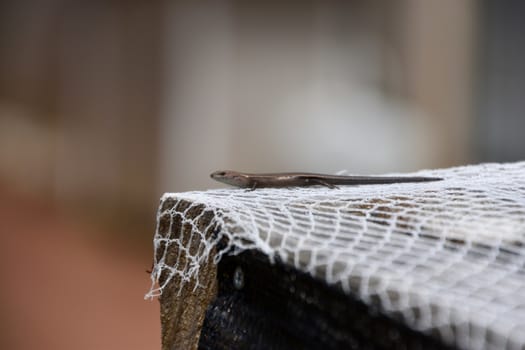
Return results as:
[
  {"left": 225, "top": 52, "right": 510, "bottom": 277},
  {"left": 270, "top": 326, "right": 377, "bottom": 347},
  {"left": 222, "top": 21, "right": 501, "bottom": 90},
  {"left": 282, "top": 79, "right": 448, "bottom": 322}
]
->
[{"left": 156, "top": 199, "right": 218, "bottom": 350}]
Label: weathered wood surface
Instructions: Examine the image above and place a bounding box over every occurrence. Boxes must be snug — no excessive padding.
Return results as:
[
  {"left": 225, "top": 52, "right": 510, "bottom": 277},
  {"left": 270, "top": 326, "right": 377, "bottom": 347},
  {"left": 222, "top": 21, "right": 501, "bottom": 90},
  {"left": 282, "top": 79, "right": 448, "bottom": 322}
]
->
[{"left": 156, "top": 199, "right": 218, "bottom": 350}]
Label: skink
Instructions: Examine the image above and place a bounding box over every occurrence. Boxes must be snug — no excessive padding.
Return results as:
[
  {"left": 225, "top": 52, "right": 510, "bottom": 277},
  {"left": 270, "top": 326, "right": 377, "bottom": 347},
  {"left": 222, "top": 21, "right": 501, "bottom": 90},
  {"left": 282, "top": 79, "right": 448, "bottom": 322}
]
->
[{"left": 210, "top": 170, "right": 442, "bottom": 190}]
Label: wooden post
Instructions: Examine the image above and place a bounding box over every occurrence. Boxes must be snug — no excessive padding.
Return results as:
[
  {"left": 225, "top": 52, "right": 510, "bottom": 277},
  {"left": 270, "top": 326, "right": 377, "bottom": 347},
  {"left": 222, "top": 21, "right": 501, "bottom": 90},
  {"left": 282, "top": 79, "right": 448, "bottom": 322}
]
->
[{"left": 156, "top": 198, "right": 218, "bottom": 350}]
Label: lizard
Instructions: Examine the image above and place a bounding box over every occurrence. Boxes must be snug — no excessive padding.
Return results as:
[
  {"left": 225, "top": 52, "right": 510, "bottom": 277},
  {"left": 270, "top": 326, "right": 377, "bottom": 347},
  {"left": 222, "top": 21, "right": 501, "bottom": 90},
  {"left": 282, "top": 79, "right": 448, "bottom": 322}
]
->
[{"left": 210, "top": 170, "right": 442, "bottom": 190}]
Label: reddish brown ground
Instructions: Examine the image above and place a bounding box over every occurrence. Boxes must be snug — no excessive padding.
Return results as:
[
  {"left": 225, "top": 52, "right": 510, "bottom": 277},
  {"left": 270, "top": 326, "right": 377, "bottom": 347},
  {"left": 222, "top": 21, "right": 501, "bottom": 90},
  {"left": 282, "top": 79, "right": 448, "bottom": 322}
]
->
[{"left": 0, "top": 189, "right": 161, "bottom": 350}]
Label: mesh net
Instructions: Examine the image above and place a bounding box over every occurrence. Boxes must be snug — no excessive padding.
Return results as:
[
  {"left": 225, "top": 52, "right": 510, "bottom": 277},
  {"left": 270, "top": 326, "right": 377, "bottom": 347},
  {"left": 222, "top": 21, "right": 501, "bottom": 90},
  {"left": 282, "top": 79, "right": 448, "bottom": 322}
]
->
[{"left": 146, "top": 161, "right": 525, "bottom": 350}]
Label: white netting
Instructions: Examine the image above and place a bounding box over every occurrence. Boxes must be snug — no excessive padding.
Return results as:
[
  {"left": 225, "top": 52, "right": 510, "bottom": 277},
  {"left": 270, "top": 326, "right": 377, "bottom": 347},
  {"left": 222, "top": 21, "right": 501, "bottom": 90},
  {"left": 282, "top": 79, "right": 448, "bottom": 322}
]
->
[{"left": 146, "top": 161, "right": 525, "bottom": 350}]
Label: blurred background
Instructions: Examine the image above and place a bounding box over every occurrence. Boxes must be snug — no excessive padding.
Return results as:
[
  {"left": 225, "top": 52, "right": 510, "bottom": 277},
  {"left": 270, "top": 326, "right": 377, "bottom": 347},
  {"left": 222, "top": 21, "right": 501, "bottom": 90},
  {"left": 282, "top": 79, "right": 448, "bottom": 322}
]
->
[{"left": 0, "top": 0, "right": 524, "bottom": 349}]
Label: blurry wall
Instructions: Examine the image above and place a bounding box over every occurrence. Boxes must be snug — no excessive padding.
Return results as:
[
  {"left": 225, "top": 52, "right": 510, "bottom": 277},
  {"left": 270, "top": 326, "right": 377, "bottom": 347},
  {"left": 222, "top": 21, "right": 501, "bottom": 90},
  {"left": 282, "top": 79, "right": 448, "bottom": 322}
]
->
[
  {"left": 475, "top": 0, "right": 525, "bottom": 162},
  {"left": 0, "top": 0, "right": 524, "bottom": 226},
  {"left": 0, "top": 0, "right": 162, "bottom": 236},
  {"left": 160, "top": 0, "right": 477, "bottom": 191}
]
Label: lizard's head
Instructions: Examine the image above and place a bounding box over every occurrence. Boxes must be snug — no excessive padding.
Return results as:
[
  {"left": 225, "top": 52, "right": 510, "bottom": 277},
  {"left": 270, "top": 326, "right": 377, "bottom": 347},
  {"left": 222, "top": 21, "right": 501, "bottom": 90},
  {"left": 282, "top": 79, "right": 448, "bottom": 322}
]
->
[{"left": 210, "top": 170, "right": 251, "bottom": 188}]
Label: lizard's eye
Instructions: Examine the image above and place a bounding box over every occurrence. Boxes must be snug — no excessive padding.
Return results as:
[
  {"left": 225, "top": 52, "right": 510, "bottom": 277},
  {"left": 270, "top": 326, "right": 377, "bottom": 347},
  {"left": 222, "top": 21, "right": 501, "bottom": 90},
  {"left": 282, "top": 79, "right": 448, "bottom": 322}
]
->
[{"left": 210, "top": 171, "right": 227, "bottom": 179}]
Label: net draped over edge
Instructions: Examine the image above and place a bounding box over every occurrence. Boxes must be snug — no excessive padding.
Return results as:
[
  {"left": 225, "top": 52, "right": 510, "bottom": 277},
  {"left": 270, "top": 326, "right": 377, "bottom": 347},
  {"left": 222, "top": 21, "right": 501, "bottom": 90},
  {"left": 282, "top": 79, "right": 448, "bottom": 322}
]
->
[{"left": 146, "top": 161, "right": 525, "bottom": 350}]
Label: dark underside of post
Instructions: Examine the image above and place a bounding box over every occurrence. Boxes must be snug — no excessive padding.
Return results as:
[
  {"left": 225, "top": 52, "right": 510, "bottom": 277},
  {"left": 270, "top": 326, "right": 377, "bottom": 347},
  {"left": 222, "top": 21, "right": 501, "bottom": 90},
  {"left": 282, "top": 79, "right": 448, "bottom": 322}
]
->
[{"left": 197, "top": 250, "right": 456, "bottom": 350}]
